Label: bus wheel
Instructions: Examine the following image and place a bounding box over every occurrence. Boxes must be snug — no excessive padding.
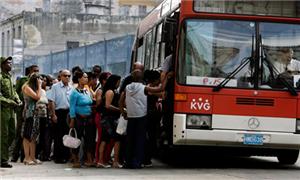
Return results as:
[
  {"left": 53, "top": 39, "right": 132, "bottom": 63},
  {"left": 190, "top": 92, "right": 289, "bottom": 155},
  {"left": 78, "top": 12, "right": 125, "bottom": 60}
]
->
[{"left": 277, "top": 150, "right": 299, "bottom": 165}]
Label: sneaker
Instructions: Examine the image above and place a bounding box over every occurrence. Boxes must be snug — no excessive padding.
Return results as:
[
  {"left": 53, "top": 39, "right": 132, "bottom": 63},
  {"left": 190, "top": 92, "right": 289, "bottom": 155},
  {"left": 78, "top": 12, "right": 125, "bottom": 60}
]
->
[{"left": 112, "top": 163, "right": 123, "bottom": 168}]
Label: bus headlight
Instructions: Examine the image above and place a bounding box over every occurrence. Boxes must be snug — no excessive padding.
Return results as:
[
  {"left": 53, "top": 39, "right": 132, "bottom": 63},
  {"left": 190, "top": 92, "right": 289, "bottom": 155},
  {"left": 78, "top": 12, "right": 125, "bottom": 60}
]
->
[
  {"left": 186, "top": 115, "right": 212, "bottom": 129},
  {"left": 296, "top": 119, "right": 300, "bottom": 133}
]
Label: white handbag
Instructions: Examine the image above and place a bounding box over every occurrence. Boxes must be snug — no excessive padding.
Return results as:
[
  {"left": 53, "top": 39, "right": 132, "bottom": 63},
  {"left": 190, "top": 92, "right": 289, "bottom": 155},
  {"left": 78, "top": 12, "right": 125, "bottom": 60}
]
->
[
  {"left": 116, "top": 116, "right": 128, "bottom": 135},
  {"left": 63, "top": 128, "right": 81, "bottom": 149}
]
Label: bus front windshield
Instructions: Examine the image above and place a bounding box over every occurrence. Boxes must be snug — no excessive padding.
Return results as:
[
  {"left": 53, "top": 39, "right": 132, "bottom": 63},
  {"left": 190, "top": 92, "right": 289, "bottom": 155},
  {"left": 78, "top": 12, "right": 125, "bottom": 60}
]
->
[{"left": 178, "top": 19, "right": 300, "bottom": 90}]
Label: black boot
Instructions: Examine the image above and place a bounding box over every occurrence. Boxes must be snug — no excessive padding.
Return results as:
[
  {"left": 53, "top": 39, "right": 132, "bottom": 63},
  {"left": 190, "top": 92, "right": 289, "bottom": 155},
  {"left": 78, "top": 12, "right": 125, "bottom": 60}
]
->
[{"left": 1, "top": 160, "right": 13, "bottom": 168}]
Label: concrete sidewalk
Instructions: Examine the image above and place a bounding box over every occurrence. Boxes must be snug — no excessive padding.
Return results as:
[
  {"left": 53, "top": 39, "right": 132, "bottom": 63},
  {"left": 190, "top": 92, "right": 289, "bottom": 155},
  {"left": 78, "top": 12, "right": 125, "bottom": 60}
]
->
[{"left": 1, "top": 157, "right": 300, "bottom": 180}]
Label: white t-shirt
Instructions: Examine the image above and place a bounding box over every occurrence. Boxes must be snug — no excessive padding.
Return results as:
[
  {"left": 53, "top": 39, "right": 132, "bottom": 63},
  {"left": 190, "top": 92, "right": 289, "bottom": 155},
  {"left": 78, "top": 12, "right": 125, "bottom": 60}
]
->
[
  {"left": 287, "top": 59, "right": 300, "bottom": 72},
  {"left": 125, "top": 82, "right": 147, "bottom": 118},
  {"left": 161, "top": 54, "right": 173, "bottom": 73},
  {"left": 274, "top": 59, "right": 300, "bottom": 73}
]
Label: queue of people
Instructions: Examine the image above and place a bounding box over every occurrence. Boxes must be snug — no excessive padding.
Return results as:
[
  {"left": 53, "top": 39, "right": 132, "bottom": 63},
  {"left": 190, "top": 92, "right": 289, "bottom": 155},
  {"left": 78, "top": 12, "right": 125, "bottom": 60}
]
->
[{"left": 1, "top": 56, "right": 171, "bottom": 169}]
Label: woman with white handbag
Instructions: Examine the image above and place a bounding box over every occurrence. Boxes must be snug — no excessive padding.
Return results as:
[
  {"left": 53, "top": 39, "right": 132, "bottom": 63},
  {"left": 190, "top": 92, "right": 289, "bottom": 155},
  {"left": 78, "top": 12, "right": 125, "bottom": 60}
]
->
[{"left": 69, "top": 70, "right": 94, "bottom": 168}]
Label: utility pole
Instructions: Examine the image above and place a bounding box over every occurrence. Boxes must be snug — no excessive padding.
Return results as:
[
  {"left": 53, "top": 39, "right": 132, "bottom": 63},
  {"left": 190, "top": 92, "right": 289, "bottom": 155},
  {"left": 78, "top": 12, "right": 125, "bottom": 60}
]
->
[{"left": 109, "top": 0, "right": 112, "bottom": 16}]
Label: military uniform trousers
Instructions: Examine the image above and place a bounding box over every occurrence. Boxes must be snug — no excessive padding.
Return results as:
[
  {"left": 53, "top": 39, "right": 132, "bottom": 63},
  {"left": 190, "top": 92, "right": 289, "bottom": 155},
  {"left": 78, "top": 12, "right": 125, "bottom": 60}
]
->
[{"left": 1, "top": 106, "right": 16, "bottom": 162}]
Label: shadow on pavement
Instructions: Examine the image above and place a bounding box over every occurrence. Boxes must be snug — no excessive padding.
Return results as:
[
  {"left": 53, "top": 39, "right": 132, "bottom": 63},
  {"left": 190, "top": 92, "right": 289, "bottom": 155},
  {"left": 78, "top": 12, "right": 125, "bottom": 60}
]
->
[{"left": 155, "top": 148, "right": 300, "bottom": 170}]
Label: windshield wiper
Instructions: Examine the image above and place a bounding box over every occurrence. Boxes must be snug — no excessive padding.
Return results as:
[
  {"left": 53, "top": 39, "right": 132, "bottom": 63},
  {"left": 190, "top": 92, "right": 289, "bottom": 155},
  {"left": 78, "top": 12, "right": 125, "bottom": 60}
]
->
[
  {"left": 278, "top": 76, "right": 298, "bottom": 96},
  {"left": 213, "top": 56, "right": 252, "bottom": 92}
]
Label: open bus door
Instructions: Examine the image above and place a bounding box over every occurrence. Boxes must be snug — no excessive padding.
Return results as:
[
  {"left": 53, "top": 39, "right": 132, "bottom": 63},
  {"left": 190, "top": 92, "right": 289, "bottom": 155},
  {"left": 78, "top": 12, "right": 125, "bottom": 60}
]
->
[{"left": 158, "top": 12, "right": 180, "bottom": 150}]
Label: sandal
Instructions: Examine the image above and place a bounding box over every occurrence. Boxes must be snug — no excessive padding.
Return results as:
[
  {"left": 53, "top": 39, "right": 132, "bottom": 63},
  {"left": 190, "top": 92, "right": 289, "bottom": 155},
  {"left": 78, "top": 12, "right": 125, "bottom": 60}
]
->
[
  {"left": 33, "top": 159, "right": 42, "bottom": 164},
  {"left": 24, "top": 160, "right": 36, "bottom": 165},
  {"left": 96, "top": 163, "right": 111, "bottom": 168}
]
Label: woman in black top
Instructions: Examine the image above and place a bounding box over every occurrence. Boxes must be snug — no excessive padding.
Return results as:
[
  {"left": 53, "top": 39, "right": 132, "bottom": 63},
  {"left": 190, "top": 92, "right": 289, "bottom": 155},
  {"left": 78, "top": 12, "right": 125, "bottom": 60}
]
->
[{"left": 98, "top": 74, "right": 122, "bottom": 168}]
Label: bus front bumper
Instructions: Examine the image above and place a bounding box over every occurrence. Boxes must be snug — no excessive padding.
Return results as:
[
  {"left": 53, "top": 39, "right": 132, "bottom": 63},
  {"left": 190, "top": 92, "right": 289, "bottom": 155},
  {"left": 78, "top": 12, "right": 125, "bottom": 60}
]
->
[{"left": 173, "top": 114, "right": 300, "bottom": 149}]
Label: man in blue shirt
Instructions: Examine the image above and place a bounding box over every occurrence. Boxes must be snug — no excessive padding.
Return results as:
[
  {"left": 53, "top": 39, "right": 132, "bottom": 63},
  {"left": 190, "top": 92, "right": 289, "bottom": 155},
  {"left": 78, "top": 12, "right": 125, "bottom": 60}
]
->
[{"left": 47, "top": 69, "right": 73, "bottom": 163}]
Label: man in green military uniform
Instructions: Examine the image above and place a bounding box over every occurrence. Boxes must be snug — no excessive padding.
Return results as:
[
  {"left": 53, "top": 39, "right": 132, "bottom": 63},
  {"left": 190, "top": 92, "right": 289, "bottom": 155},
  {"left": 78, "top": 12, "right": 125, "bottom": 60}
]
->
[{"left": 0, "top": 56, "right": 22, "bottom": 168}]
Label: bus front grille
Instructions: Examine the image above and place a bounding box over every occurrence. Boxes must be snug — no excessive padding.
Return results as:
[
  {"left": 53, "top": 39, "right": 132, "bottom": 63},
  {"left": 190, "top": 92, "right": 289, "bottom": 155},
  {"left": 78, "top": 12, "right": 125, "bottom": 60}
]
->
[{"left": 236, "top": 98, "right": 274, "bottom": 106}]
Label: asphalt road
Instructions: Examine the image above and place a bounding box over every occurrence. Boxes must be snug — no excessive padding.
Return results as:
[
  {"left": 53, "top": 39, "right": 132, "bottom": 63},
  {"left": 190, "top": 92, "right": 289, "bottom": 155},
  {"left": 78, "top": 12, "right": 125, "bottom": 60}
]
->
[{"left": 1, "top": 155, "right": 299, "bottom": 180}]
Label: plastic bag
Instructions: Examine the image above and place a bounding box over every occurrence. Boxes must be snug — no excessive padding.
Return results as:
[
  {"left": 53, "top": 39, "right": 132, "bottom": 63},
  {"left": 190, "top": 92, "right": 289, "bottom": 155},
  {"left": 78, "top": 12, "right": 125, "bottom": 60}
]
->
[{"left": 116, "top": 116, "right": 127, "bottom": 135}]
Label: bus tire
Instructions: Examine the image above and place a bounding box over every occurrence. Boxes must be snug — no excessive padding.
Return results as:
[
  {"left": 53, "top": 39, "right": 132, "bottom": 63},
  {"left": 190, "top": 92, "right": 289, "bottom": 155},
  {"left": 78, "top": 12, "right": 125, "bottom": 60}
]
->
[{"left": 277, "top": 149, "right": 299, "bottom": 165}]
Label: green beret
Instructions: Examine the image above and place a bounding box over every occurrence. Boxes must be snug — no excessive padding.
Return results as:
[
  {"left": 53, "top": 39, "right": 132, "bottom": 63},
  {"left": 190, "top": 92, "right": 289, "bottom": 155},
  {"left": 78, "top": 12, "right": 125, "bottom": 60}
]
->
[{"left": 0, "top": 56, "right": 12, "bottom": 65}]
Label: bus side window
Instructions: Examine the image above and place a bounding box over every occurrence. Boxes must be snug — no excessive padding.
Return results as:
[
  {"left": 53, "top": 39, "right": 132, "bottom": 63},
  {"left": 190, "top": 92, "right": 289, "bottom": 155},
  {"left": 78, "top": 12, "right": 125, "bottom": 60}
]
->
[
  {"left": 150, "top": 27, "right": 156, "bottom": 69},
  {"left": 137, "top": 38, "right": 145, "bottom": 65},
  {"left": 145, "top": 30, "right": 154, "bottom": 70},
  {"left": 153, "top": 23, "right": 163, "bottom": 69}
]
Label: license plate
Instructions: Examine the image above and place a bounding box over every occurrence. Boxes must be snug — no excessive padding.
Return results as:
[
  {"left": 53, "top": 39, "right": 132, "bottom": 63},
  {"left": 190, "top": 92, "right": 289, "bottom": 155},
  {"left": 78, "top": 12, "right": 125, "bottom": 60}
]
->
[{"left": 243, "top": 134, "right": 263, "bottom": 145}]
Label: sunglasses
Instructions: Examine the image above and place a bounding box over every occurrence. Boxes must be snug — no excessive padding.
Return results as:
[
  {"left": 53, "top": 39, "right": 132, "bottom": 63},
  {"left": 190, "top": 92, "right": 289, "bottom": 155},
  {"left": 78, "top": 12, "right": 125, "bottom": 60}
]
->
[{"left": 63, "top": 74, "right": 71, "bottom": 77}]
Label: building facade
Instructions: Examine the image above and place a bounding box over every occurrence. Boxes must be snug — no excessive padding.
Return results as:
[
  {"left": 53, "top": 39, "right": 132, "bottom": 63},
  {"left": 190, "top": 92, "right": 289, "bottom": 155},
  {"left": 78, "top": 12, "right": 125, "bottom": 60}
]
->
[
  {"left": 0, "top": 0, "right": 161, "bottom": 20},
  {"left": 0, "top": 0, "right": 162, "bottom": 78}
]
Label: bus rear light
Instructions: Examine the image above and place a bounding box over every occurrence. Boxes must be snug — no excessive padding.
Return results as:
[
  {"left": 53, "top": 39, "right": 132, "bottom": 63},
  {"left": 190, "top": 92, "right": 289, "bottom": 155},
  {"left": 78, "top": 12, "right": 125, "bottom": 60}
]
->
[
  {"left": 296, "top": 119, "right": 300, "bottom": 133},
  {"left": 186, "top": 115, "right": 212, "bottom": 130},
  {"left": 174, "top": 93, "right": 187, "bottom": 101}
]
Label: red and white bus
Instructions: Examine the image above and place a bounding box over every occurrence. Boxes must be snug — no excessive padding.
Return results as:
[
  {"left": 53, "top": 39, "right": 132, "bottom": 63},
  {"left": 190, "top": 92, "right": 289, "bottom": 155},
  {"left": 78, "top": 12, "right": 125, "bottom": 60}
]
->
[{"left": 131, "top": 0, "right": 300, "bottom": 164}]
